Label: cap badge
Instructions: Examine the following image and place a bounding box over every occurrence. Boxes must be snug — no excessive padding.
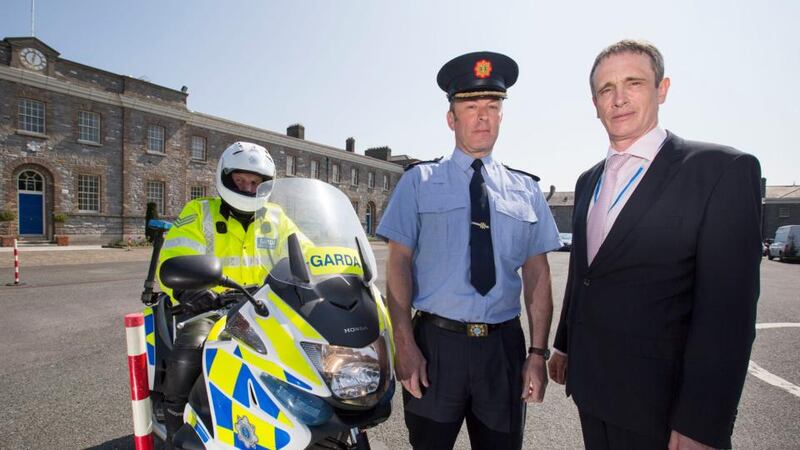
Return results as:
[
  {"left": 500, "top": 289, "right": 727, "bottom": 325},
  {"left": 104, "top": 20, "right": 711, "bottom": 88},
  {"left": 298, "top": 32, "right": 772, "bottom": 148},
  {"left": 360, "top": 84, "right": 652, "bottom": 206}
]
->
[{"left": 473, "top": 59, "right": 492, "bottom": 79}]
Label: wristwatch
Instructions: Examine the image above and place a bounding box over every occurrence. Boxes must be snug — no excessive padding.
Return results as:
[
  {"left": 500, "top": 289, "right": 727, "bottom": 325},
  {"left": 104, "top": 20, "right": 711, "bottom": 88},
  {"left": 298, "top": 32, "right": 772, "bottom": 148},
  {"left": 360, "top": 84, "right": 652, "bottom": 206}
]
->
[{"left": 528, "top": 346, "right": 551, "bottom": 360}]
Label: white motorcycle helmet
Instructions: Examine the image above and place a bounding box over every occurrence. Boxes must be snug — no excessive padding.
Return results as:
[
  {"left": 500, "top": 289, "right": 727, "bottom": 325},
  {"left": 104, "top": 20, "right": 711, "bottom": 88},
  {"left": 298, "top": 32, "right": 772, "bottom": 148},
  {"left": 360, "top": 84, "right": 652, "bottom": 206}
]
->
[{"left": 216, "top": 142, "right": 275, "bottom": 212}]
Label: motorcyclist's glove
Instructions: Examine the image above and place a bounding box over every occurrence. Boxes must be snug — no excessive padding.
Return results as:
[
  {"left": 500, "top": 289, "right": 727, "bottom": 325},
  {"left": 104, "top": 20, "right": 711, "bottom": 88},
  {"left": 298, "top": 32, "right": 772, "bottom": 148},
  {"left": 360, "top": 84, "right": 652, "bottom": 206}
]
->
[{"left": 177, "top": 289, "right": 220, "bottom": 315}]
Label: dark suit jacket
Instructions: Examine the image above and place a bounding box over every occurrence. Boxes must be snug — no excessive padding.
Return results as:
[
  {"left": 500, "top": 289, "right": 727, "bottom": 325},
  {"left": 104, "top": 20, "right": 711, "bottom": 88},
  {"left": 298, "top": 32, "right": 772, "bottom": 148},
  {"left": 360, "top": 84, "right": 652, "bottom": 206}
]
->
[{"left": 553, "top": 132, "right": 761, "bottom": 449}]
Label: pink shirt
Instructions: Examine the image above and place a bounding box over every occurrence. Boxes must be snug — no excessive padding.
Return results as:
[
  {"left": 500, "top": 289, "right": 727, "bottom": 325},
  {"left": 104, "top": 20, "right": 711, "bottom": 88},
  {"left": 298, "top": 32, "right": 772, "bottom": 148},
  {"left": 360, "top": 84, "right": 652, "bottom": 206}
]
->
[
  {"left": 554, "top": 127, "right": 668, "bottom": 356},
  {"left": 587, "top": 127, "right": 668, "bottom": 240}
]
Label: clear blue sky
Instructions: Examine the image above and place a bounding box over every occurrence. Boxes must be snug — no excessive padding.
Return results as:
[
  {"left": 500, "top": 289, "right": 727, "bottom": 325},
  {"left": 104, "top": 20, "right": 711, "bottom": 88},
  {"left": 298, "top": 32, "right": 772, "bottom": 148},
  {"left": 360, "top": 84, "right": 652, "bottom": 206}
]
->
[{"left": 2, "top": 0, "right": 798, "bottom": 191}]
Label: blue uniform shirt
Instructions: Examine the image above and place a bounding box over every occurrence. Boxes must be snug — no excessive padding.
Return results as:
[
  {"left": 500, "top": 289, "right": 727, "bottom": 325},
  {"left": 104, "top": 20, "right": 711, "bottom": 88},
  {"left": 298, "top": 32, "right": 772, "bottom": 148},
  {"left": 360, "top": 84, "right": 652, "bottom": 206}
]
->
[{"left": 377, "top": 148, "right": 561, "bottom": 323}]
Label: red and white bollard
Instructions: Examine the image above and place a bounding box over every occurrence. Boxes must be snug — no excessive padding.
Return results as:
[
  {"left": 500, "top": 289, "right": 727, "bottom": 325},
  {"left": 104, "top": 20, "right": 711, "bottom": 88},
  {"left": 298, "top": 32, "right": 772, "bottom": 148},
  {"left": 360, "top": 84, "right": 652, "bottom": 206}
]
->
[
  {"left": 6, "top": 239, "right": 22, "bottom": 287},
  {"left": 125, "top": 313, "right": 154, "bottom": 450}
]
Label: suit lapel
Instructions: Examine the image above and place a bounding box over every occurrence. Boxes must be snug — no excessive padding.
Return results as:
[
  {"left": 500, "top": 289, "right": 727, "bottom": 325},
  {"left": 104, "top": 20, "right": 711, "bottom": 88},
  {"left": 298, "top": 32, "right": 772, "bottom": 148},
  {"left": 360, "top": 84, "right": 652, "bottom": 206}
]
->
[
  {"left": 576, "top": 161, "right": 605, "bottom": 273},
  {"left": 588, "top": 132, "right": 684, "bottom": 272}
]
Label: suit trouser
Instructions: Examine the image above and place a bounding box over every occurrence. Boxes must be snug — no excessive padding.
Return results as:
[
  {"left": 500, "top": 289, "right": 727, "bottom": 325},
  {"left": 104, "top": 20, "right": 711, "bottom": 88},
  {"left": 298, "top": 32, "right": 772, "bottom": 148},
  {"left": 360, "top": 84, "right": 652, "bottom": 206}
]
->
[
  {"left": 403, "top": 316, "right": 526, "bottom": 450},
  {"left": 579, "top": 410, "right": 669, "bottom": 450}
]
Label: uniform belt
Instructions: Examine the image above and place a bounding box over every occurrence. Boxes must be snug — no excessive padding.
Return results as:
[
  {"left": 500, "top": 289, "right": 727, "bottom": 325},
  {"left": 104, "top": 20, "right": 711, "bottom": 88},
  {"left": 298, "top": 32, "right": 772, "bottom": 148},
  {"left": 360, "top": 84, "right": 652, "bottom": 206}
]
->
[{"left": 415, "top": 311, "right": 518, "bottom": 338}]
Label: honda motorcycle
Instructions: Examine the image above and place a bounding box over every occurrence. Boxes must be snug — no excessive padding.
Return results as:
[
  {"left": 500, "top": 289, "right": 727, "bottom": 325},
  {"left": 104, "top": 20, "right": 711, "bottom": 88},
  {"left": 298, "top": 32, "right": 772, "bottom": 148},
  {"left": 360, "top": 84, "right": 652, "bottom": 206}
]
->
[{"left": 138, "top": 178, "right": 395, "bottom": 449}]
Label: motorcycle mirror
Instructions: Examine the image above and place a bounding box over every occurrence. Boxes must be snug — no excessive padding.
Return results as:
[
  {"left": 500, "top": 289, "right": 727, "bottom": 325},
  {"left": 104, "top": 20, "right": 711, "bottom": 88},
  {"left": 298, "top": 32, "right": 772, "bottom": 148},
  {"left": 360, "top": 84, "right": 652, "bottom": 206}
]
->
[
  {"left": 159, "top": 255, "right": 223, "bottom": 290},
  {"left": 355, "top": 237, "right": 373, "bottom": 285},
  {"left": 288, "top": 233, "right": 310, "bottom": 284}
]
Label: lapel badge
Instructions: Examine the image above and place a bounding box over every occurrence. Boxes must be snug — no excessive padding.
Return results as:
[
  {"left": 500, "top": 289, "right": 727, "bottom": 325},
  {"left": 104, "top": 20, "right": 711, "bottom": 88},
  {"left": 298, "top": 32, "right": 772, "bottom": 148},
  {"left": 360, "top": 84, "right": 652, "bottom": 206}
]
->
[
  {"left": 473, "top": 59, "right": 493, "bottom": 79},
  {"left": 235, "top": 415, "right": 259, "bottom": 449}
]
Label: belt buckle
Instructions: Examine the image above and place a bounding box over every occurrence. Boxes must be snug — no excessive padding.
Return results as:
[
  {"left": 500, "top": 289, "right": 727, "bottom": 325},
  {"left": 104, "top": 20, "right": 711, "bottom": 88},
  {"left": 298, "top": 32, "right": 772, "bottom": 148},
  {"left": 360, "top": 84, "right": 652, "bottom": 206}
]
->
[{"left": 467, "top": 323, "right": 488, "bottom": 337}]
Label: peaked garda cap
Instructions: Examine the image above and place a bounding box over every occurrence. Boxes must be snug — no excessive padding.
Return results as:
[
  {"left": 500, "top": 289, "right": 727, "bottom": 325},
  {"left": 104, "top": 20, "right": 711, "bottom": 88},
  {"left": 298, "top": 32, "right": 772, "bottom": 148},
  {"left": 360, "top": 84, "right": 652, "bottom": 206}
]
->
[{"left": 437, "top": 51, "right": 518, "bottom": 101}]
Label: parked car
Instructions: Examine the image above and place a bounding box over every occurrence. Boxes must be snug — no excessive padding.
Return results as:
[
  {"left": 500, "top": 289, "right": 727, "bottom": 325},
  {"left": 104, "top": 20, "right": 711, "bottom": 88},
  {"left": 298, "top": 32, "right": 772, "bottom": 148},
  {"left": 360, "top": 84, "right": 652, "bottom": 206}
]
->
[
  {"left": 558, "top": 232, "right": 572, "bottom": 252},
  {"left": 768, "top": 225, "right": 800, "bottom": 262}
]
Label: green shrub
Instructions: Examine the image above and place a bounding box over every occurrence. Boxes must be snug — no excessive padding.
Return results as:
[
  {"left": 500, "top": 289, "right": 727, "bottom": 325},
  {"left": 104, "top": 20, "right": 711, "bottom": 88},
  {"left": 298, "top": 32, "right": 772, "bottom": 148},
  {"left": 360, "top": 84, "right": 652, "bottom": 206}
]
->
[{"left": 0, "top": 210, "right": 14, "bottom": 222}]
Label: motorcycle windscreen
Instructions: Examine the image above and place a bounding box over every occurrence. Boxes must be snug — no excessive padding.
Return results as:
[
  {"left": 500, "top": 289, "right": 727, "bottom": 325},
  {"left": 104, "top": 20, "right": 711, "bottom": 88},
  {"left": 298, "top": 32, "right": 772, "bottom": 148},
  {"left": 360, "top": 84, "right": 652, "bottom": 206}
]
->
[{"left": 253, "top": 178, "right": 378, "bottom": 286}]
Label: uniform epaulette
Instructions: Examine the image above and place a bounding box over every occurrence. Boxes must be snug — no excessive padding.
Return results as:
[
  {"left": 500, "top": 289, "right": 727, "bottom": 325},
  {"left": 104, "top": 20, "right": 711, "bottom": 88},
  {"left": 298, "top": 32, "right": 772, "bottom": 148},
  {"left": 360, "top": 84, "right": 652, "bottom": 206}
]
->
[
  {"left": 504, "top": 165, "right": 540, "bottom": 182},
  {"left": 404, "top": 157, "right": 443, "bottom": 172}
]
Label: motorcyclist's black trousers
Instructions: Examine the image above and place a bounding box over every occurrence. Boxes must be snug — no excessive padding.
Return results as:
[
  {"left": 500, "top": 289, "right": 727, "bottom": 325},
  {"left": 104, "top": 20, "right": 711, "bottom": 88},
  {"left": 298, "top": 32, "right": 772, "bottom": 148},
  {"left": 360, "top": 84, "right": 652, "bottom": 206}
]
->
[{"left": 161, "top": 316, "right": 216, "bottom": 437}]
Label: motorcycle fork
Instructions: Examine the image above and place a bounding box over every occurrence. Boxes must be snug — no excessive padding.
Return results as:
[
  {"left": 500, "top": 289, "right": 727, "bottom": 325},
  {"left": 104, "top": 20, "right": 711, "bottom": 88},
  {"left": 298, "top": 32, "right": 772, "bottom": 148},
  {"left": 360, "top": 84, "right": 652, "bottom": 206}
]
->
[{"left": 349, "top": 428, "right": 371, "bottom": 450}]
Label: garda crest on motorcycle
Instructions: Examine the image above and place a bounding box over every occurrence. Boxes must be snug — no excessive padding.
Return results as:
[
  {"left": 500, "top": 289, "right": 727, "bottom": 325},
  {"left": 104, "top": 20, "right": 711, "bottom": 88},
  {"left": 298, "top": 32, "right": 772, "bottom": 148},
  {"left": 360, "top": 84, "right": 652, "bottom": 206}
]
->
[{"left": 140, "top": 178, "right": 395, "bottom": 449}]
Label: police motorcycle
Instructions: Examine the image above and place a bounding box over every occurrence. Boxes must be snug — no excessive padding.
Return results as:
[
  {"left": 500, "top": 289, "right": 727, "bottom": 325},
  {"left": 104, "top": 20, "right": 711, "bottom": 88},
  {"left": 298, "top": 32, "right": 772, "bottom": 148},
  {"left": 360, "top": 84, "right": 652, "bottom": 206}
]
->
[{"left": 139, "top": 178, "right": 395, "bottom": 450}]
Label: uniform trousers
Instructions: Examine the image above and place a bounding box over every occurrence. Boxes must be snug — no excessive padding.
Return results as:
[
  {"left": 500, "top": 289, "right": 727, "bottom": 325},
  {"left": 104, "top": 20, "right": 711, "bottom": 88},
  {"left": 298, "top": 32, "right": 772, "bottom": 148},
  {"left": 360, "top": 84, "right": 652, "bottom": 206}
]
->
[
  {"left": 403, "top": 314, "right": 526, "bottom": 450},
  {"left": 161, "top": 315, "right": 216, "bottom": 440},
  {"left": 578, "top": 410, "right": 670, "bottom": 450}
]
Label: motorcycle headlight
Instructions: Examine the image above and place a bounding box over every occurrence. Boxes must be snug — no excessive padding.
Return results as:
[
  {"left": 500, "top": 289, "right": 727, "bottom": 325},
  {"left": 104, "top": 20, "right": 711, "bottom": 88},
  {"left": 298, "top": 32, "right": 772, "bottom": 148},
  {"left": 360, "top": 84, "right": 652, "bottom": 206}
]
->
[
  {"left": 225, "top": 311, "right": 268, "bottom": 354},
  {"left": 301, "top": 335, "right": 389, "bottom": 405},
  {"left": 259, "top": 373, "right": 332, "bottom": 426}
]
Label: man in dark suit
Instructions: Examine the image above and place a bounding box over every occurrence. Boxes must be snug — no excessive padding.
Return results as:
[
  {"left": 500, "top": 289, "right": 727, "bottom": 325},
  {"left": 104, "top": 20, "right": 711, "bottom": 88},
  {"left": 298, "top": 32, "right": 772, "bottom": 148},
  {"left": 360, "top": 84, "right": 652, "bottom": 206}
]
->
[{"left": 548, "top": 40, "right": 761, "bottom": 450}]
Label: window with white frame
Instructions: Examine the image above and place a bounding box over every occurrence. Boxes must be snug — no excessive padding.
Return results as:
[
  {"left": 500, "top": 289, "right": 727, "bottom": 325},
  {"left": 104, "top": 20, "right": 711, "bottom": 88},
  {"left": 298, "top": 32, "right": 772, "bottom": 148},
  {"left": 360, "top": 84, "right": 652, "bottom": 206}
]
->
[
  {"left": 147, "top": 125, "right": 165, "bottom": 154},
  {"left": 350, "top": 167, "right": 359, "bottom": 186},
  {"left": 78, "top": 174, "right": 100, "bottom": 212},
  {"left": 332, "top": 163, "right": 340, "bottom": 183},
  {"left": 18, "top": 170, "right": 44, "bottom": 191},
  {"left": 368, "top": 172, "right": 375, "bottom": 188},
  {"left": 191, "top": 136, "right": 206, "bottom": 161},
  {"left": 286, "top": 155, "right": 296, "bottom": 176},
  {"left": 18, "top": 98, "right": 45, "bottom": 134},
  {"left": 78, "top": 111, "right": 100, "bottom": 144},
  {"left": 310, "top": 160, "right": 320, "bottom": 179},
  {"left": 147, "top": 181, "right": 165, "bottom": 215},
  {"left": 190, "top": 185, "right": 206, "bottom": 200},
  {"left": 383, "top": 174, "right": 389, "bottom": 191},
  {"left": 779, "top": 207, "right": 791, "bottom": 218}
]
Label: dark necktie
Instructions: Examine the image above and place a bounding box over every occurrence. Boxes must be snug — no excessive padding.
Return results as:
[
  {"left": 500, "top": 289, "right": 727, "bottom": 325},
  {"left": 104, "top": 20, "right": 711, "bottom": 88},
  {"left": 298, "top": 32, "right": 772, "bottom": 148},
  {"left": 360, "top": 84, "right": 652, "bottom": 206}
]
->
[{"left": 469, "top": 159, "right": 495, "bottom": 296}]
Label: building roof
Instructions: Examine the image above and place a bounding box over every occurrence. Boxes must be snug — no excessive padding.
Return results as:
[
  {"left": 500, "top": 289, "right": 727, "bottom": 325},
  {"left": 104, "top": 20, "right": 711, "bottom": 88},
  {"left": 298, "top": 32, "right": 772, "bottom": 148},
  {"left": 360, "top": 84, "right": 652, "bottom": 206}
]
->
[
  {"left": 766, "top": 185, "right": 800, "bottom": 199},
  {"left": 547, "top": 191, "right": 574, "bottom": 206}
]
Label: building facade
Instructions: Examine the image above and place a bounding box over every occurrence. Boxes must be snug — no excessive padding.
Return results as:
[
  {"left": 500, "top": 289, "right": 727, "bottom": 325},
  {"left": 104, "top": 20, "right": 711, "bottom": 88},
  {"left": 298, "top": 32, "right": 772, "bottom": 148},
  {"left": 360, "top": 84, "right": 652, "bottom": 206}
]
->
[
  {"left": 764, "top": 185, "right": 800, "bottom": 240},
  {"left": 0, "top": 37, "right": 405, "bottom": 245}
]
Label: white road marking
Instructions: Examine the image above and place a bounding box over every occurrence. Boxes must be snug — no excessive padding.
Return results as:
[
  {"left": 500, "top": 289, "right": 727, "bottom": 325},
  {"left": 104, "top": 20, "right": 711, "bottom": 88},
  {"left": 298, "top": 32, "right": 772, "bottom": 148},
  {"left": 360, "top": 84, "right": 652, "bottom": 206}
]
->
[
  {"left": 748, "top": 323, "right": 800, "bottom": 398},
  {"left": 755, "top": 323, "right": 800, "bottom": 330},
  {"left": 748, "top": 361, "right": 800, "bottom": 399}
]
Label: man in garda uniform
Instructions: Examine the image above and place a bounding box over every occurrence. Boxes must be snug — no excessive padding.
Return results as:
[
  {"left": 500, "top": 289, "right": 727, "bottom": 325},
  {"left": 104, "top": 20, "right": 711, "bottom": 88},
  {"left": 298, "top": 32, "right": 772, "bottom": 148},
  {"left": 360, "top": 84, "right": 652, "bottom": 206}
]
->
[
  {"left": 157, "top": 141, "right": 300, "bottom": 442},
  {"left": 376, "top": 52, "right": 562, "bottom": 450}
]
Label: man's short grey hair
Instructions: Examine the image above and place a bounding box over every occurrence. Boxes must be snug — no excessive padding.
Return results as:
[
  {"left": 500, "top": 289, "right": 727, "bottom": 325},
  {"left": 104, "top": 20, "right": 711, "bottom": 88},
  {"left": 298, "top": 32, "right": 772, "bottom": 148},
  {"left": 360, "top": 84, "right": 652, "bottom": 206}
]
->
[{"left": 589, "top": 39, "right": 665, "bottom": 95}]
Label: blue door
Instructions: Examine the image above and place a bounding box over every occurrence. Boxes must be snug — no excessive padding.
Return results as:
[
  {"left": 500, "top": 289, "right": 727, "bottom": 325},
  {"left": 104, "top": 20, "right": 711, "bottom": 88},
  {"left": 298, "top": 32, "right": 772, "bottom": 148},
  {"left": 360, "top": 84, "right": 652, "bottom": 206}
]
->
[{"left": 19, "top": 193, "right": 44, "bottom": 235}]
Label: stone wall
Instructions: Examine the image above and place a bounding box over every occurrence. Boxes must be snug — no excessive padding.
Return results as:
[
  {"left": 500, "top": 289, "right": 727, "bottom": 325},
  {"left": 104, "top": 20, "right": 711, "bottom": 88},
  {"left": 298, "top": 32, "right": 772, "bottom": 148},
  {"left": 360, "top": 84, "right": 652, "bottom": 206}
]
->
[
  {"left": 764, "top": 202, "right": 800, "bottom": 239},
  {"left": 1, "top": 37, "right": 404, "bottom": 245},
  {"left": 54, "top": 60, "right": 124, "bottom": 94}
]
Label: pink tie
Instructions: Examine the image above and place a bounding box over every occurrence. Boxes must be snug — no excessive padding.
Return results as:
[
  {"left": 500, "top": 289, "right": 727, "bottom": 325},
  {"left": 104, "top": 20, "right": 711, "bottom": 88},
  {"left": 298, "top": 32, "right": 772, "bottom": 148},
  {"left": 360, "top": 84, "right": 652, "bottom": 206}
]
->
[{"left": 586, "top": 153, "right": 631, "bottom": 264}]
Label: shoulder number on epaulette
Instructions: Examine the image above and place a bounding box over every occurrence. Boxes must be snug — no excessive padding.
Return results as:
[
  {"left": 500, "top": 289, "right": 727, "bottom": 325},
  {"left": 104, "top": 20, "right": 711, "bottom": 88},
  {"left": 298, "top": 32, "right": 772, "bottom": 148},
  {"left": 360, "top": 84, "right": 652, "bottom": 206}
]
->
[
  {"left": 404, "top": 156, "right": 443, "bottom": 172},
  {"left": 504, "top": 165, "right": 540, "bottom": 182}
]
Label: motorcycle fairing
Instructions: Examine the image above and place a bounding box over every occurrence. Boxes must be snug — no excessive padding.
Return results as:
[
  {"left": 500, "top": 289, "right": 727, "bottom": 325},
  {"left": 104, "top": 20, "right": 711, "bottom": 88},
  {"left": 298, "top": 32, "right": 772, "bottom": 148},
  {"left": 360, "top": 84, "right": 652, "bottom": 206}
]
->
[
  {"left": 143, "top": 306, "right": 156, "bottom": 389},
  {"left": 184, "top": 404, "right": 212, "bottom": 445},
  {"left": 202, "top": 343, "right": 307, "bottom": 450}
]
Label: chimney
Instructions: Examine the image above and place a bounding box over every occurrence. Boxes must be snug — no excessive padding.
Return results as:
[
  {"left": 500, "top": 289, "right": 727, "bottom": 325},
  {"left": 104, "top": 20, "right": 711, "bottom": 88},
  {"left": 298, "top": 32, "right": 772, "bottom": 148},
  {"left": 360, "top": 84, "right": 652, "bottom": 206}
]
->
[
  {"left": 365, "top": 146, "right": 392, "bottom": 161},
  {"left": 546, "top": 185, "right": 556, "bottom": 201},
  {"left": 287, "top": 124, "right": 305, "bottom": 139},
  {"left": 346, "top": 137, "right": 355, "bottom": 153}
]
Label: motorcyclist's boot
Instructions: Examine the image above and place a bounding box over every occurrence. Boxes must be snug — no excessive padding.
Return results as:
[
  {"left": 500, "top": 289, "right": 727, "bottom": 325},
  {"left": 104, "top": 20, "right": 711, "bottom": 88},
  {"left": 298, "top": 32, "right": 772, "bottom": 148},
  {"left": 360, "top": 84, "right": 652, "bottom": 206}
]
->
[{"left": 164, "top": 400, "right": 185, "bottom": 449}]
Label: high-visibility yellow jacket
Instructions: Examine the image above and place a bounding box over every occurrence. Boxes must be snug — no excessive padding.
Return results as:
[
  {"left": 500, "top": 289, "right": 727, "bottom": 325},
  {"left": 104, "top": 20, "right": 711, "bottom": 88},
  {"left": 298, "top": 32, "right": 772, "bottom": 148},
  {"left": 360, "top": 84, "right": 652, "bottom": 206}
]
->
[{"left": 158, "top": 196, "right": 301, "bottom": 301}]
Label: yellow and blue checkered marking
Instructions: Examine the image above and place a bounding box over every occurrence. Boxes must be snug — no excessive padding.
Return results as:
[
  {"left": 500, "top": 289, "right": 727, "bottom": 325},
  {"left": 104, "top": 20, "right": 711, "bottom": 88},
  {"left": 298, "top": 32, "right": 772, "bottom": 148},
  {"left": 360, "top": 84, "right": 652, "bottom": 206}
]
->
[
  {"left": 204, "top": 348, "right": 293, "bottom": 449},
  {"left": 143, "top": 308, "right": 155, "bottom": 365}
]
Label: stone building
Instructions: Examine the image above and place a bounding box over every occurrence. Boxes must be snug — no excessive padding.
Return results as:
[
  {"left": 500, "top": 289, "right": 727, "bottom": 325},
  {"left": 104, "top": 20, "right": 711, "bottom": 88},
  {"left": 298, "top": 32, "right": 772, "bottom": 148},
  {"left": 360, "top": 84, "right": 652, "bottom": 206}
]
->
[
  {"left": 547, "top": 190, "right": 574, "bottom": 233},
  {"left": 763, "top": 185, "right": 800, "bottom": 240},
  {"left": 0, "top": 37, "right": 405, "bottom": 245},
  {"left": 546, "top": 183, "right": 800, "bottom": 239}
]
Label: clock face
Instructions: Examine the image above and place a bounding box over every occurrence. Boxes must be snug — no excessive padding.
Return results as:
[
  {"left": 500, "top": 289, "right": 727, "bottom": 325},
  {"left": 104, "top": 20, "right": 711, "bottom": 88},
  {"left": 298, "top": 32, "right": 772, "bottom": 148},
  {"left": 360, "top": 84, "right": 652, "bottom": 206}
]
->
[{"left": 20, "top": 48, "right": 47, "bottom": 71}]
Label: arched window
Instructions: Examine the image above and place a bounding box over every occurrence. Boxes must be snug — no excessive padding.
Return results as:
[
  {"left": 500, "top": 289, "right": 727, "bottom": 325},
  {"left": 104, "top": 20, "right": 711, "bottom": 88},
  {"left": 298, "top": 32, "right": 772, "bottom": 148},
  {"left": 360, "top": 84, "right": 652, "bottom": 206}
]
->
[{"left": 17, "top": 170, "right": 44, "bottom": 192}]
